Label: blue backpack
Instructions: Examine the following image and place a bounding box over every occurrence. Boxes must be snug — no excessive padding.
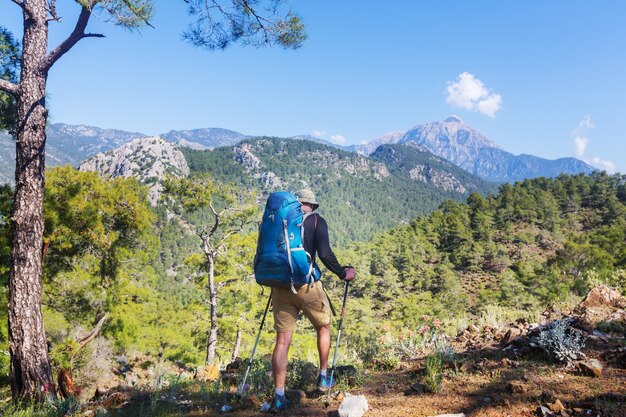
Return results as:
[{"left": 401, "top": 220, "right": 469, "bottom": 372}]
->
[{"left": 254, "top": 191, "right": 321, "bottom": 292}]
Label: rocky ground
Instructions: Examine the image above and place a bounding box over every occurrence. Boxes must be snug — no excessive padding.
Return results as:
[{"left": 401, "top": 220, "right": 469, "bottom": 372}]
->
[{"left": 76, "top": 286, "right": 626, "bottom": 417}]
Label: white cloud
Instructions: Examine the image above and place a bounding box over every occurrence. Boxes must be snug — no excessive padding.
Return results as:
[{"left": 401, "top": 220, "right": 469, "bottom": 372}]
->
[
  {"left": 573, "top": 115, "right": 595, "bottom": 134},
  {"left": 591, "top": 157, "right": 617, "bottom": 173},
  {"left": 569, "top": 116, "right": 617, "bottom": 172},
  {"left": 574, "top": 137, "right": 589, "bottom": 157},
  {"left": 571, "top": 116, "right": 593, "bottom": 157},
  {"left": 312, "top": 129, "right": 326, "bottom": 138},
  {"left": 446, "top": 72, "right": 502, "bottom": 117},
  {"left": 330, "top": 134, "right": 347, "bottom": 144}
]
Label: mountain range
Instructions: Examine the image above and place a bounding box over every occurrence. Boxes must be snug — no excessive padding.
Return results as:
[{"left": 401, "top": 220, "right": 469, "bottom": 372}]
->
[
  {"left": 78, "top": 133, "right": 498, "bottom": 243},
  {"left": 0, "top": 117, "right": 596, "bottom": 185},
  {"left": 353, "top": 116, "right": 595, "bottom": 182}
]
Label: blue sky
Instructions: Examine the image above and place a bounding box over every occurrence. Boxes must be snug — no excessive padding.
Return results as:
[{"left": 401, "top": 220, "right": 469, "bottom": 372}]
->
[{"left": 1, "top": 1, "right": 625, "bottom": 172}]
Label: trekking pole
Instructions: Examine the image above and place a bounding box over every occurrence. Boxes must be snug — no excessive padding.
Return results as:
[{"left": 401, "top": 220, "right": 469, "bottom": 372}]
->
[
  {"left": 325, "top": 277, "right": 350, "bottom": 406},
  {"left": 238, "top": 292, "right": 272, "bottom": 395}
]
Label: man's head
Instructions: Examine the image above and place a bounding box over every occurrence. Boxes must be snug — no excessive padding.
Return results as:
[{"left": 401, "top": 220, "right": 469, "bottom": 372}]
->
[{"left": 296, "top": 188, "right": 319, "bottom": 212}]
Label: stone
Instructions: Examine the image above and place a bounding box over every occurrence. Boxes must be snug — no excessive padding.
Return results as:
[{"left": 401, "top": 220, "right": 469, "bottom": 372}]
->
[
  {"left": 338, "top": 393, "right": 368, "bottom": 417},
  {"left": 503, "top": 328, "right": 522, "bottom": 344},
  {"left": 578, "top": 285, "right": 626, "bottom": 309},
  {"left": 548, "top": 399, "right": 565, "bottom": 413},
  {"left": 468, "top": 324, "right": 480, "bottom": 334},
  {"left": 576, "top": 359, "right": 603, "bottom": 377}
]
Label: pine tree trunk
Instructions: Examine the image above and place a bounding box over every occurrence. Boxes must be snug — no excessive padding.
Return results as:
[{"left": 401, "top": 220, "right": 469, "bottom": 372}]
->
[
  {"left": 8, "top": 0, "right": 55, "bottom": 402},
  {"left": 206, "top": 256, "right": 218, "bottom": 366},
  {"left": 232, "top": 326, "right": 241, "bottom": 362}
]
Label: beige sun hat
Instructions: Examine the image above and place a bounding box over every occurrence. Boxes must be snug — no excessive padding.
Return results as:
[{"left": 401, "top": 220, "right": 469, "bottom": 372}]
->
[{"left": 296, "top": 188, "right": 319, "bottom": 209}]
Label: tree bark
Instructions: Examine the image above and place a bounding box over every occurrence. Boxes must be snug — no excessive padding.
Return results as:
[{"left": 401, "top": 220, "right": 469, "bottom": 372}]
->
[
  {"left": 206, "top": 254, "right": 218, "bottom": 365},
  {"left": 8, "top": 0, "right": 56, "bottom": 402}
]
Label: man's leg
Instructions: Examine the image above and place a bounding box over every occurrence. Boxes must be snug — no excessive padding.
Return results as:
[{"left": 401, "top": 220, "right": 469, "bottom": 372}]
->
[
  {"left": 316, "top": 323, "right": 331, "bottom": 372},
  {"left": 272, "top": 330, "right": 293, "bottom": 391}
]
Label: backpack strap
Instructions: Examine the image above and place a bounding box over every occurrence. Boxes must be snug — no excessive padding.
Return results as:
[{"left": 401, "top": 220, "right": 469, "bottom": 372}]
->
[{"left": 301, "top": 213, "right": 319, "bottom": 287}]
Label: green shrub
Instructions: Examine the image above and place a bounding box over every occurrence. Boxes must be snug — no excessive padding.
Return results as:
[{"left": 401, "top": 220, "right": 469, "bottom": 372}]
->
[
  {"left": 285, "top": 359, "right": 317, "bottom": 391},
  {"left": 423, "top": 351, "right": 443, "bottom": 393}
]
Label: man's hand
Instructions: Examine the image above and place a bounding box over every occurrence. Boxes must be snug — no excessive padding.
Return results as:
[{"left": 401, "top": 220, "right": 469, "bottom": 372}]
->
[{"left": 343, "top": 267, "right": 355, "bottom": 281}]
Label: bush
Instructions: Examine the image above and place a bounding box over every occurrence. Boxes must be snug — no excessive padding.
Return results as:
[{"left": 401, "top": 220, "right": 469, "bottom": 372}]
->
[
  {"left": 353, "top": 333, "right": 400, "bottom": 370},
  {"left": 537, "top": 319, "right": 586, "bottom": 365},
  {"left": 285, "top": 359, "right": 317, "bottom": 391},
  {"left": 236, "top": 358, "right": 272, "bottom": 398},
  {"left": 423, "top": 351, "right": 443, "bottom": 393}
]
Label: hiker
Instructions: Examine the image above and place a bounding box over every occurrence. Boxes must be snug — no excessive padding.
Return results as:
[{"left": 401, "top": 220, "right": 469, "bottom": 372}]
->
[{"left": 269, "top": 189, "right": 355, "bottom": 413}]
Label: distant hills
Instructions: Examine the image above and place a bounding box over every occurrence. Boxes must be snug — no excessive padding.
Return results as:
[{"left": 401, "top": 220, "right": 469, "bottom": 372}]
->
[
  {"left": 180, "top": 137, "right": 498, "bottom": 243},
  {"left": 0, "top": 117, "right": 597, "bottom": 185},
  {"left": 78, "top": 134, "right": 498, "bottom": 243}
]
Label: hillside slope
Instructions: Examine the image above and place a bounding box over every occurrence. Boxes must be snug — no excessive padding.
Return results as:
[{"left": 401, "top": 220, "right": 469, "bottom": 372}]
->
[{"left": 182, "top": 137, "right": 498, "bottom": 244}]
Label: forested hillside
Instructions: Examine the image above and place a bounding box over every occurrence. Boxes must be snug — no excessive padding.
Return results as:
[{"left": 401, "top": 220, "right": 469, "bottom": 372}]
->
[
  {"left": 335, "top": 172, "right": 626, "bottom": 337},
  {"left": 183, "top": 137, "right": 498, "bottom": 245}
]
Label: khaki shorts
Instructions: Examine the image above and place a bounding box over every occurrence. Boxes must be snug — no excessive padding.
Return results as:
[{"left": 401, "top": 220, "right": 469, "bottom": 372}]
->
[{"left": 272, "top": 281, "right": 331, "bottom": 332}]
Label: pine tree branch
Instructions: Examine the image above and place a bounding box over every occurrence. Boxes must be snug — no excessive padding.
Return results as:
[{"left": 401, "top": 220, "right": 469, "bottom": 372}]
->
[
  {"left": 10, "top": 0, "right": 24, "bottom": 9},
  {"left": 0, "top": 79, "right": 19, "bottom": 96},
  {"left": 44, "top": 6, "right": 105, "bottom": 72},
  {"left": 46, "top": 0, "right": 60, "bottom": 22}
]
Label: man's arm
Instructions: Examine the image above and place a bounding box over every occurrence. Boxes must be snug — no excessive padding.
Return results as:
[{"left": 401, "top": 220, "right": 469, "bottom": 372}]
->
[{"left": 314, "top": 216, "right": 347, "bottom": 279}]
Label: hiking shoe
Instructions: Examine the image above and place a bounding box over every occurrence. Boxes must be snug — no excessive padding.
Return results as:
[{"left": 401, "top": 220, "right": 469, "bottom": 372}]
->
[
  {"left": 317, "top": 374, "right": 336, "bottom": 392},
  {"left": 269, "top": 394, "right": 291, "bottom": 414}
]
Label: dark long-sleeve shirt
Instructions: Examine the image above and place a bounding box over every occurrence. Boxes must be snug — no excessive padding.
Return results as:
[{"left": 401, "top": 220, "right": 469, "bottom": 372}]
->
[{"left": 302, "top": 213, "right": 346, "bottom": 279}]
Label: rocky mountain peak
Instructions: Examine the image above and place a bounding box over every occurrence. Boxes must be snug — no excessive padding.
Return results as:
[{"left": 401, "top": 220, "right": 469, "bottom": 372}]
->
[{"left": 79, "top": 136, "right": 189, "bottom": 206}]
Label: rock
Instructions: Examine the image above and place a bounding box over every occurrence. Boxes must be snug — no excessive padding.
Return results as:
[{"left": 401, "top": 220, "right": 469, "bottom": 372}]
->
[
  {"left": 576, "top": 359, "right": 603, "bottom": 377},
  {"left": 286, "top": 389, "right": 306, "bottom": 404},
  {"left": 503, "top": 328, "right": 522, "bottom": 344},
  {"left": 548, "top": 399, "right": 565, "bottom": 413},
  {"left": 338, "top": 393, "right": 368, "bottom": 417},
  {"left": 578, "top": 285, "right": 626, "bottom": 309},
  {"left": 505, "top": 381, "right": 527, "bottom": 394},
  {"left": 468, "top": 324, "right": 480, "bottom": 334},
  {"left": 219, "top": 404, "right": 233, "bottom": 413}
]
